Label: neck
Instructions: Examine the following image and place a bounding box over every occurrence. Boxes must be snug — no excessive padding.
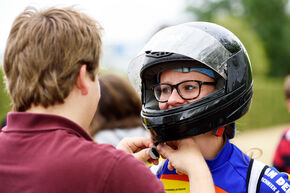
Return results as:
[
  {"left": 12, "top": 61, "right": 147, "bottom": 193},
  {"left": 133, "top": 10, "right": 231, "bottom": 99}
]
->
[
  {"left": 26, "top": 104, "right": 86, "bottom": 128},
  {"left": 193, "top": 132, "right": 225, "bottom": 159},
  {"left": 25, "top": 88, "right": 94, "bottom": 131}
]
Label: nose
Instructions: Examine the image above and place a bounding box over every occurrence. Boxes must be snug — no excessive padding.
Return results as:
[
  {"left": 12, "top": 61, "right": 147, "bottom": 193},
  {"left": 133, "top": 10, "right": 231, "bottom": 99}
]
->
[{"left": 167, "top": 88, "right": 186, "bottom": 107}]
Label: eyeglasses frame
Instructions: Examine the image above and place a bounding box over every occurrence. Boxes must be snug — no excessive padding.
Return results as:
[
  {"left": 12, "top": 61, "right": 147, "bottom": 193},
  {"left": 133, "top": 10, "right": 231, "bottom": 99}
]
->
[{"left": 152, "top": 80, "right": 216, "bottom": 102}]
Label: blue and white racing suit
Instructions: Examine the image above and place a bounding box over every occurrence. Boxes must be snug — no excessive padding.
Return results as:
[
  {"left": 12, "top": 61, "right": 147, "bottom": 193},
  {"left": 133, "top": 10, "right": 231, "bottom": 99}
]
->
[{"left": 151, "top": 139, "right": 290, "bottom": 193}]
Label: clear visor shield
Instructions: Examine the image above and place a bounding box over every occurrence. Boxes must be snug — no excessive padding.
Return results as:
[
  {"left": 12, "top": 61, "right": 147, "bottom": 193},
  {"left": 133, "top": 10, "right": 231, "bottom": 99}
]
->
[{"left": 128, "top": 23, "right": 232, "bottom": 94}]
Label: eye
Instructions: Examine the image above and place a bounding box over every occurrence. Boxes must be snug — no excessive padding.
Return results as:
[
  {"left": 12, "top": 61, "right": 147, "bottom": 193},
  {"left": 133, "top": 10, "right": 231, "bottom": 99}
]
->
[
  {"left": 182, "top": 84, "right": 197, "bottom": 92},
  {"left": 161, "top": 86, "right": 171, "bottom": 94}
]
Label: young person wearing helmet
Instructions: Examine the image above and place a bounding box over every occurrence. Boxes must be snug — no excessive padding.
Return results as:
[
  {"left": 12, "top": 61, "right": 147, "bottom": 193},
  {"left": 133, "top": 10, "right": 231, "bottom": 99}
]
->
[{"left": 129, "top": 22, "right": 290, "bottom": 193}]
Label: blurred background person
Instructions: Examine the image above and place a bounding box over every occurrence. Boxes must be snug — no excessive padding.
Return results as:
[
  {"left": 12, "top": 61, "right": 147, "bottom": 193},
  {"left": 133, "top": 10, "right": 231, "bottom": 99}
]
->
[
  {"left": 88, "top": 73, "right": 149, "bottom": 146},
  {"left": 285, "top": 75, "right": 290, "bottom": 113},
  {"left": 272, "top": 75, "right": 290, "bottom": 173}
]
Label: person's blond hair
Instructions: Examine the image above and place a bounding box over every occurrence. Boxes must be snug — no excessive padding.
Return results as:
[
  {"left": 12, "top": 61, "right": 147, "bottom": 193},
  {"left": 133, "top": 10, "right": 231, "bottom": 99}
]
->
[{"left": 3, "top": 6, "right": 102, "bottom": 111}]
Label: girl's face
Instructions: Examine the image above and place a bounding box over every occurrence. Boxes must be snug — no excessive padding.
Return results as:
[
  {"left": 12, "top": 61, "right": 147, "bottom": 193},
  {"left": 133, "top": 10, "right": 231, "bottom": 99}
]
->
[
  {"left": 158, "top": 70, "right": 216, "bottom": 110},
  {"left": 158, "top": 70, "right": 225, "bottom": 159}
]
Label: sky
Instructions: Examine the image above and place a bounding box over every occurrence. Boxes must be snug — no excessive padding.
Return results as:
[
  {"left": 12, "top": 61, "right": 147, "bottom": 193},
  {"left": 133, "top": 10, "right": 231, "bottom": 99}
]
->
[{"left": 0, "top": 0, "right": 190, "bottom": 73}]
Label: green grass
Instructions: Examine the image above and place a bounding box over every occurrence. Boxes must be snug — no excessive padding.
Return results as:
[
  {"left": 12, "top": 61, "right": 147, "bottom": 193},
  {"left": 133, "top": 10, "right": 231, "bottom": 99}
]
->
[
  {"left": 237, "top": 75, "right": 289, "bottom": 131},
  {"left": 0, "top": 68, "right": 11, "bottom": 122}
]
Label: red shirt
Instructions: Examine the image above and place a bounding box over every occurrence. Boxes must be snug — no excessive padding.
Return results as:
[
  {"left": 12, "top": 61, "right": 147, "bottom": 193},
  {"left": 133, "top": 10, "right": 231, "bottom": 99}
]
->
[
  {"left": 273, "top": 127, "right": 290, "bottom": 174},
  {"left": 0, "top": 112, "right": 164, "bottom": 193}
]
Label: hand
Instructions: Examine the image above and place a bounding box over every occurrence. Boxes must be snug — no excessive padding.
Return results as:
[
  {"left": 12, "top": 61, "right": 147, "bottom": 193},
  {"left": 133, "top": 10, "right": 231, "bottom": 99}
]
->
[
  {"left": 157, "top": 138, "right": 205, "bottom": 175},
  {"left": 117, "top": 137, "right": 159, "bottom": 164},
  {"left": 157, "top": 138, "right": 215, "bottom": 193}
]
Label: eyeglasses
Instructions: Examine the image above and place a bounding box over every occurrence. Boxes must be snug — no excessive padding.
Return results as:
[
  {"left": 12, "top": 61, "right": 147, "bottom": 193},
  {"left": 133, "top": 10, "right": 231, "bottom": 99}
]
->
[{"left": 152, "top": 80, "right": 216, "bottom": 102}]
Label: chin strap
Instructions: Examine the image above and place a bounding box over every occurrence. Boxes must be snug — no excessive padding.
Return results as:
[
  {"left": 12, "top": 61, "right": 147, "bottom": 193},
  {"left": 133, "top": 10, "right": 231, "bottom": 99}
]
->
[{"left": 215, "top": 126, "right": 225, "bottom": 137}]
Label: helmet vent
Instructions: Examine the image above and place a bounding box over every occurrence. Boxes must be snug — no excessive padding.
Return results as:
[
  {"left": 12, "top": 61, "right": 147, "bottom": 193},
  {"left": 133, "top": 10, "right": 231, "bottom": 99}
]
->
[{"left": 145, "top": 51, "right": 173, "bottom": 58}]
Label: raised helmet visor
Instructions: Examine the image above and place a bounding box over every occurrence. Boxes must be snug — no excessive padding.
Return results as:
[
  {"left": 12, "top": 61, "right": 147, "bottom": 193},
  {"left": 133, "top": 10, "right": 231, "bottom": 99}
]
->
[{"left": 128, "top": 22, "right": 240, "bottom": 94}]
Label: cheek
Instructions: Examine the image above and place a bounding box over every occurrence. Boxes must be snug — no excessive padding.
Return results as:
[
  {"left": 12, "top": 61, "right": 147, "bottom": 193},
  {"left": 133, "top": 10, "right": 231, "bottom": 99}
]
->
[
  {"left": 97, "top": 81, "right": 101, "bottom": 99},
  {"left": 199, "top": 87, "right": 215, "bottom": 98},
  {"left": 94, "top": 79, "right": 101, "bottom": 105}
]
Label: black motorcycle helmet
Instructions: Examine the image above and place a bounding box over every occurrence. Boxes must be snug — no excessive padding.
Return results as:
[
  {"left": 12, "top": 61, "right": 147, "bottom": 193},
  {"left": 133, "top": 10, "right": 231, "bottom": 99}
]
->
[{"left": 128, "top": 22, "right": 253, "bottom": 143}]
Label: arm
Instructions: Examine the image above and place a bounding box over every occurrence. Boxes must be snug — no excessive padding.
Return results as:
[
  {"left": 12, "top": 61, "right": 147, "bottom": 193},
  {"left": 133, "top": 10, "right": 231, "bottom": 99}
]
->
[
  {"left": 157, "top": 138, "right": 215, "bottom": 193},
  {"left": 259, "top": 166, "right": 290, "bottom": 193}
]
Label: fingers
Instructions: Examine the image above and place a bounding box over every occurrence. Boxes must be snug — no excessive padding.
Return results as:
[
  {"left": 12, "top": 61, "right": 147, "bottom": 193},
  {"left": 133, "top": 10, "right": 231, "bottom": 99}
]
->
[
  {"left": 156, "top": 142, "right": 175, "bottom": 160},
  {"left": 156, "top": 143, "right": 168, "bottom": 158},
  {"left": 132, "top": 148, "right": 160, "bottom": 164},
  {"left": 168, "top": 161, "right": 174, "bottom": 171},
  {"left": 117, "top": 137, "right": 153, "bottom": 153},
  {"left": 168, "top": 161, "right": 184, "bottom": 175},
  {"left": 133, "top": 148, "right": 151, "bottom": 162},
  {"left": 116, "top": 137, "right": 160, "bottom": 163},
  {"left": 156, "top": 138, "right": 203, "bottom": 176},
  {"left": 130, "top": 137, "right": 154, "bottom": 151},
  {"left": 151, "top": 159, "right": 159, "bottom": 165}
]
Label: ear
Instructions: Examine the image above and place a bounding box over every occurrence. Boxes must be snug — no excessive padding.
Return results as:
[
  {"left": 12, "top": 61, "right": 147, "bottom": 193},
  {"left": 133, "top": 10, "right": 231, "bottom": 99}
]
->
[{"left": 76, "top": 65, "right": 89, "bottom": 95}]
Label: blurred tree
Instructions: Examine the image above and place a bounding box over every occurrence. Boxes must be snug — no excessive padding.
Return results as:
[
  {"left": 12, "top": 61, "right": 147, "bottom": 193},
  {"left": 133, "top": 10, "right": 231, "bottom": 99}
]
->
[
  {"left": 186, "top": 0, "right": 290, "bottom": 76},
  {"left": 186, "top": 0, "right": 243, "bottom": 21},
  {"left": 242, "top": 0, "right": 290, "bottom": 76}
]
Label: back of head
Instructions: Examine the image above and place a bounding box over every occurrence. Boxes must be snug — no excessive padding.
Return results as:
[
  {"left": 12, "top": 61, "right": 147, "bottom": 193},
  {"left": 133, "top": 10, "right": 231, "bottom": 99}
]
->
[
  {"left": 3, "top": 6, "right": 103, "bottom": 112},
  {"left": 89, "top": 73, "right": 142, "bottom": 136}
]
